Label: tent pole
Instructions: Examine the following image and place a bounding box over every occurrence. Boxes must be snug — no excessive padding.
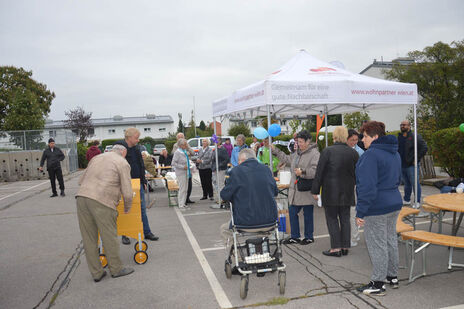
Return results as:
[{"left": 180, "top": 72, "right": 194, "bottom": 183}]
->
[
  {"left": 213, "top": 117, "right": 220, "bottom": 204},
  {"left": 267, "top": 105, "right": 273, "bottom": 174},
  {"left": 324, "top": 105, "right": 328, "bottom": 148},
  {"left": 413, "top": 104, "right": 418, "bottom": 209}
]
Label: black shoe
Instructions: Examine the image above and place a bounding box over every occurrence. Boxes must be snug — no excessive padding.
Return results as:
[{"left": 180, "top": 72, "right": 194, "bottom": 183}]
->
[
  {"left": 386, "top": 276, "right": 399, "bottom": 289},
  {"left": 300, "top": 238, "right": 314, "bottom": 245},
  {"left": 200, "top": 197, "right": 208, "bottom": 200},
  {"left": 231, "top": 266, "right": 240, "bottom": 275},
  {"left": 94, "top": 271, "right": 107, "bottom": 282},
  {"left": 121, "top": 236, "right": 131, "bottom": 245},
  {"left": 50, "top": 193, "right": 58, "bottom": 198},
  {"left": 60, "top": 191, "right": 65, "bottom": 197},
  {"left": 341, "top": 249, "right": 349, "bottom": 256},
  {"left": 186, "top": 200, "right": 195, "bottom": 204},
  {"left": 145, "top": 233, "right": 159, "bottom": 241},
  {"left": 357, "top": 281, "right": 386, "bottom": 295},
  {"left": 257, "top": 273, "right": 265, "bottom": 277},
  {"left": 111, "top": 267, "right": 134, "bottom": 278},
  {"left": 283, "top": 237, "right": 300, "bottom": 245},
  {"left": 322, "top": 250, "right": 342, "bottom": 257}
]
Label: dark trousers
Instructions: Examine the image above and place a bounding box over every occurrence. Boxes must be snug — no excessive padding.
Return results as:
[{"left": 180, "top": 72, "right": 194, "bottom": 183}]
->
[
  {"left": 187, "top": 177, "right": 192, "bottom": 201},
  {"left": 48, "top": 167, "right": 64, "bottom": 194},
  {"left": 199, "top": 168, "right": 213, "bottom": 198},
  {"left": 324, "top": 206, "right": 351, "bottom": 249}
]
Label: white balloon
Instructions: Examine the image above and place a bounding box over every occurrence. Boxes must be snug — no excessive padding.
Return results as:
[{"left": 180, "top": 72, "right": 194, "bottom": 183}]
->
[{"left": 318, "top": 135, "right": 324, "bottom": 141}]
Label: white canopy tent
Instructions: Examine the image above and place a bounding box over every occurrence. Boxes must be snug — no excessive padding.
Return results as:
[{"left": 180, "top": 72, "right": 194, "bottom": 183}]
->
[{"left": 211, "top": 50, "right": 420, "bottom": 207}]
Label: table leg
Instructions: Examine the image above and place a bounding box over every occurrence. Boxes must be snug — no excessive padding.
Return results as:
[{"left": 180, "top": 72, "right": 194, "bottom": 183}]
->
[
  {"left": 439, "top": 210, "right": 443, "bottom": 234},
  {"left": 453, "top": 213, "right": 464, "bottom": 236}
]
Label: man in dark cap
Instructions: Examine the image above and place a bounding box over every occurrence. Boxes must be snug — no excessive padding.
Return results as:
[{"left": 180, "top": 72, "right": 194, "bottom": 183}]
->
[{"left": 40, "top": 138, "right": 66, "bottom": 197}]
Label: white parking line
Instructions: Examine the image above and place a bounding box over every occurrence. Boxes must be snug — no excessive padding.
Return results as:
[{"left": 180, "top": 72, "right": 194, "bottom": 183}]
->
[
  {"left": 0, "top": 181, "right": 49, "bottom": 201},
  {"left": 183, "top": 210, "right": 228, "bottom": 217},
  {"left": 174, "top": 208, "right": 232, "bottom": 309}
]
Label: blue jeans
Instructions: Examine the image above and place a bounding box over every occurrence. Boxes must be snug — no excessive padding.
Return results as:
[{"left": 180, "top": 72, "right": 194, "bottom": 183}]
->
[
  {"left": 289, "top": 205, "right": 314, "bottom": 239},
  {"left": 402, "top": 164, "right": 421, "bottom": 203},
  {"left": 140, "top": 186, "right": 151, "bottom": 235}
]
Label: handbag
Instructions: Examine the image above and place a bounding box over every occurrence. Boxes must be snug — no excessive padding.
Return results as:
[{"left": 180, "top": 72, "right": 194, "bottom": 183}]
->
[{"left": 296, "top": 177, "right": 312, "bottom": 192}]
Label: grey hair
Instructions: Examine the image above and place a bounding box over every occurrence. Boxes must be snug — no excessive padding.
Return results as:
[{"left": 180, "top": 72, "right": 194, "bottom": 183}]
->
[
  {"left": 238, "top": 148, "right": 256, "bottom": 161},
  {"left": 236, "top": 134, "right": 245, "bottom": 142},
  {"left": 202, "top": 138, "right": 211, "bottom": 146},
  {"left": 177, "top": 138, "right": 187, "bottom": 147},
  {"left": 112, "top": 144, "right": 127, "bottom": 156}
]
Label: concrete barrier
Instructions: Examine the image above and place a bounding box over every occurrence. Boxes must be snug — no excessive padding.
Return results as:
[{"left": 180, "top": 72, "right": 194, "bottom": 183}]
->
[{"left": 0, "top": 152, "right": 11, "bottom": 182}]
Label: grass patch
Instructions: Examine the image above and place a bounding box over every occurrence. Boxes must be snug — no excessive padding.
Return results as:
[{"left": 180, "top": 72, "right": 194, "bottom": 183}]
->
[{"left": 246, "top": 297, "right": 290, "bottom": 307}]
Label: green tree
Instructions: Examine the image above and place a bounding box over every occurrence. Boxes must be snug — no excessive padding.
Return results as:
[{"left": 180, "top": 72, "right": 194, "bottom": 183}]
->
[
  {"left": 199, "top": 120, "right": 206, "bottom": 131},
  {"left": 228, "top": 123, "right": 251, "bottom": 137},
  {"left": 343, "top": 111, "right": 370, "bottom": 129},
  {"left": 176, "top": 119, "right": 185, "bottom": 133},
  {"left": 288, "top": 119, "right": 301, "bottom": 133},
  {"left": 0, "top": 66, "right": 55, "bottom": 131},
  {"left": 257, "top": 116, "right": 278, "bottom": 130},
  {"left": 64, "top": 106, "right": 94, "bottom": 143},
  {"left": 386, "top": 40, "right": 464, "bottom": 131}
]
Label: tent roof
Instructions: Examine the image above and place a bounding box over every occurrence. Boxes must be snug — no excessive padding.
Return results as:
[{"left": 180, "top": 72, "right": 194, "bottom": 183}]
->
[{"left": 212, "top": 50, "right": 417, "bottom": 118}]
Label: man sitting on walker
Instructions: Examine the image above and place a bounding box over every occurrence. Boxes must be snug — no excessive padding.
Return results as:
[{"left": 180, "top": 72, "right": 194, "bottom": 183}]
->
[{"left": 220, "top": 148, "right": 279, "bottom": 273}]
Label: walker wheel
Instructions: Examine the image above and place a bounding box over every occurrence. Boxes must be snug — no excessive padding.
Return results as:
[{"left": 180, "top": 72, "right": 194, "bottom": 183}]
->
[
  {"left": 278, "top": 271, "right": 286, "bottom": 295},
  {"left": 134, "top": 250, "right": 148, "bottom": 265},
  {"left": 224, "top": 261, "right": 232, "bottom": 279},
  {"left": 240, "top": 275, "right": 249, "bottom": 299},
  {"left": 134, "top": 241, "right": 148, "bottom": 252},
  {"left": 99, "top": 254, "right": 108, "bottom": 268}
]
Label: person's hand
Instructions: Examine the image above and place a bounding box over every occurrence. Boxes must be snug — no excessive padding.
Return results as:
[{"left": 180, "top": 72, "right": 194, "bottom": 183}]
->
[
  {"left": 356, "top": 217, "right": 365, "bottom": 227},
  {"left": 39, "top": 167, "right": 43, "bottom": 172},
  {"left": 184, "top": 165, "right": 188, "bottom": 170},
  {"left": 294, "top": 168, "right": 302, "bottom": 177},
  {"left": 197, "top": 159, "right": 202, "bottom": 163},
  {"left": 144, "top": 184, "right": 147, "bottom": 191},
  {"left": 312, "top": 194, "right": 318, "bottom": 200}
]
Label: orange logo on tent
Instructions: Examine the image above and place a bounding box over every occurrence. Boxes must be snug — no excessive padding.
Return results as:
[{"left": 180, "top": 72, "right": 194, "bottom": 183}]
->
[{"left": 310, "top": 67, "right": 336, "bottom": 72}]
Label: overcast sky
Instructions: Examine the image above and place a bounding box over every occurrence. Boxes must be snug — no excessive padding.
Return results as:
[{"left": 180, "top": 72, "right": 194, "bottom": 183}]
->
[{"left": 1, "top": 0, "right": 463, "bottom": 126}]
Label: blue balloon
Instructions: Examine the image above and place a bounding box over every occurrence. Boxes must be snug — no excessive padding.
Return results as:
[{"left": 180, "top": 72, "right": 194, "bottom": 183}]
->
[
  {"left": 253, "top": 127, "right": 269, "bottom": 139},
  {"left": 268, "top": 124, "right": 281, "bottom": 137}
]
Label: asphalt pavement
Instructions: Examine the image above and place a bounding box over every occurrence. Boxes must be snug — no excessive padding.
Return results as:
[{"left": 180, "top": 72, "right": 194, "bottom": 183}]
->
[{"left": 1, "top": 171, "right": 463, "bottom": 309}]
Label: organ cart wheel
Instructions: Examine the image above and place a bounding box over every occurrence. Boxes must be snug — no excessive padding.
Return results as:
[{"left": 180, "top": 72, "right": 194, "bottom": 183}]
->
[
  {"left": 224, "top": 261, "right": 232, "bottom": 279},
  {"left": 240, "top": 275, "right": 249, "bottom": 299},
  {"left": 278, "top": 271, "right": 286, "bottom": 295},
  {"left": 99, "top": 254, "right": 108, "bottom": 268},
  {"left": 134, "top": 241, "right": 148, "bottom": 252},
  {"left": 134, "top": 250, "right": 148, "bottom": 265}
]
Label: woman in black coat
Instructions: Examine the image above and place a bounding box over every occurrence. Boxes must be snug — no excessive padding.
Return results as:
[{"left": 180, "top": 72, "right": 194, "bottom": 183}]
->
[{"left": 311, "top": 126, "right": 359, "bottom": 257}]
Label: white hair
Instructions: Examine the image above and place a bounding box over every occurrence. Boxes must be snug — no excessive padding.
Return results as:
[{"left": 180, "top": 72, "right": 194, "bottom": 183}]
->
[
  {"left": 238, "top": 148, "right": 256, "bottom": 161},
  {"left": 112, "top": 144, "right": 127, "bottom": 156}
]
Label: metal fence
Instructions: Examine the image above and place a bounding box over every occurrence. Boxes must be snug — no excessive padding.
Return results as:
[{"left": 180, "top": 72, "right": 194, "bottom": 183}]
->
[{"left": 0, "top": 129, "right": 78, "bottom": 181}]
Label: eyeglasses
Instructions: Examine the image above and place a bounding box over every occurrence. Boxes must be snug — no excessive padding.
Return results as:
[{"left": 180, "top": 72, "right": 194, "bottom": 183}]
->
[{"left": 400, "top": 124, "right": 409, "bottom": 126}]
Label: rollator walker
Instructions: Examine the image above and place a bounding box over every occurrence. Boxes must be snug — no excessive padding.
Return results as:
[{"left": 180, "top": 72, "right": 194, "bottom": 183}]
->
[{"left": 224, "top": 201, "right": 287, "bottom": 299}]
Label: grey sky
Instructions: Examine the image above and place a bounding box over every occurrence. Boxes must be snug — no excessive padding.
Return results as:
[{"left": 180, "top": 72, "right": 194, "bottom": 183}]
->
[{"left": 1, "top": 0, "right": 463, "bottom": 127}]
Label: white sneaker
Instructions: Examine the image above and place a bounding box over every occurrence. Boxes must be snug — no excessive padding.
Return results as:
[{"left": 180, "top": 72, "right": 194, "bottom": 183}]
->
[
  {"left": 351, "top": 241, "right": 358, "bottom": 247},
  {"left": 403, "top": 199, "right": 411, "bottom": 206}
]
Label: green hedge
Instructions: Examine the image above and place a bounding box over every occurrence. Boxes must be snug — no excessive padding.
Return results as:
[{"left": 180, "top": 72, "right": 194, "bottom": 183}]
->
[
  {"left": 101, "top": 138, "right": 122, "bottom": 149},
  {"left": 245, "top": 133, "right": 333, "bottom": 154},
  {"left": 430, "top": 127, "right": 464, "bottom": 177},
  {"left": 77, "top": 142, "right": 88, "bottom": 169},
  {"left": 165, "top": 140, "right": 177, "bottom": 154}
]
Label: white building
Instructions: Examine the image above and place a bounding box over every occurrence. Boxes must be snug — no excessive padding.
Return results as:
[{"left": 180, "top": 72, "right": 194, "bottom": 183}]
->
[
  {"left": 45, "top": 114, "right": 175, "bottom": 141},
  {"left": 355, "top": 57, "right": 414, "bottom": 131}
]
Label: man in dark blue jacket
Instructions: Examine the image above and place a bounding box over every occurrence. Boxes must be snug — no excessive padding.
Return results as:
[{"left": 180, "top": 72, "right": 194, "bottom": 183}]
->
[
  {"left": 220, "top": 148, "right": 278, "bottom": 250},
  {"left": 40, "top": 138, "right": 65, "bottom": 197}
]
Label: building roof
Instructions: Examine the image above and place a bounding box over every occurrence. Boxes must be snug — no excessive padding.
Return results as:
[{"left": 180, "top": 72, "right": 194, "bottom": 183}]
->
[
  {"left": 45, "top": 115, "right": 174, "bottom": 129},
  {"left": 359, "top": 57, "right": 414, "bottom": 74}
]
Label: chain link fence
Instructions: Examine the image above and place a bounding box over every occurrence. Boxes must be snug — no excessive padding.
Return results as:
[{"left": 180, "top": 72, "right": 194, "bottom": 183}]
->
[{"left": 0, "top": 129, "right": 78, "bottom": 181}]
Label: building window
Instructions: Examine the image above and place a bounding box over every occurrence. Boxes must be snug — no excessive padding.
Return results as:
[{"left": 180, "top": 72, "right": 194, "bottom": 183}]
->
[
  {"left": 159, "top": 128, "right": 166, "bottom": 132},
  {"left": 49, "top": 130, "right": 56, "bottom": 137},
  {"left": 144, "top": 128, "right": 151, "bottom": 132},
  {"left": 251, "top": 121, "right": 257, "bottom": 127},
  {"left": 281, "top": 120, "right": 286, "bottom": 125},
  {"left": 108, "top": 129, "right": 116, "bottom": 134},
  {"left": 88, "top": 128, "right": 95, "bottom": 136}
]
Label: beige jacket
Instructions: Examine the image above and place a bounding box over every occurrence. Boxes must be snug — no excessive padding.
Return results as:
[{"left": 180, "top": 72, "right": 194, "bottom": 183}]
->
[
  {"left": 77, "top": 152, "right": 133, "bottom": 212},
  {"left": 273, "top": 143, "right": 320, "bottom": 206}
]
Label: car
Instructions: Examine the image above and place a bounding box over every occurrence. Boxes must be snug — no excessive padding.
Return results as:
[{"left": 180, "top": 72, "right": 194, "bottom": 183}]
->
[
  {"left": 104, "top": 145, "right": 113, "bottom": 152},
  {"left": 187, "top": 136, "right": 235, "bottom": 154},
  {"left": 153, "top": 144, "right": 166, "bottom": 156}
]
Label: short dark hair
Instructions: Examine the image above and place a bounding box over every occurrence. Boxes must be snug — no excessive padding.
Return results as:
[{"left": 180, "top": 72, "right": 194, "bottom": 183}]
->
[
  {"left": 92, "top": 140, "right": 100, "bottom": 146},
  {"left": 361, "top": 121, "right": 386, "bottom": 138},
  {"left": 348, "top": 129, "right": 358, "bottom": 139},
  {"left": 296, "top": 130, "right": 311, "bottom": 141}
]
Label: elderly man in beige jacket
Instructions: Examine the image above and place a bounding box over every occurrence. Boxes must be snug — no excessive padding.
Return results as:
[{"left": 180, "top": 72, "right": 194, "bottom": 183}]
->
[{"left": 76, "top": 144, "right": 135, "bottom": 282}]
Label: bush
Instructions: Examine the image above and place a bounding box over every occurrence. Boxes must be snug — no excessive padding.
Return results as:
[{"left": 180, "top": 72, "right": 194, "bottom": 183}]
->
[
  {"left": 77, "top": 142, "right": 88, "bottom": 169},
  {"left": 228, "top": 123, "right": 251, "bottom": 137},
  {"left": 430, "top": 127, "right": 464, "bottom": 177},
  {"left": 101, "top": 138, "right": 122, "bottom": 149},
  {"left": 165, "top": 139, "right": 177, "bottom": 154}
]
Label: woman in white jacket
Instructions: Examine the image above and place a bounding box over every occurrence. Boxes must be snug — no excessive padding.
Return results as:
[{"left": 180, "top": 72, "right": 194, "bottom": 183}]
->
[{"left": 171, "top": 138, "right": 192, "bottom": 209}]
